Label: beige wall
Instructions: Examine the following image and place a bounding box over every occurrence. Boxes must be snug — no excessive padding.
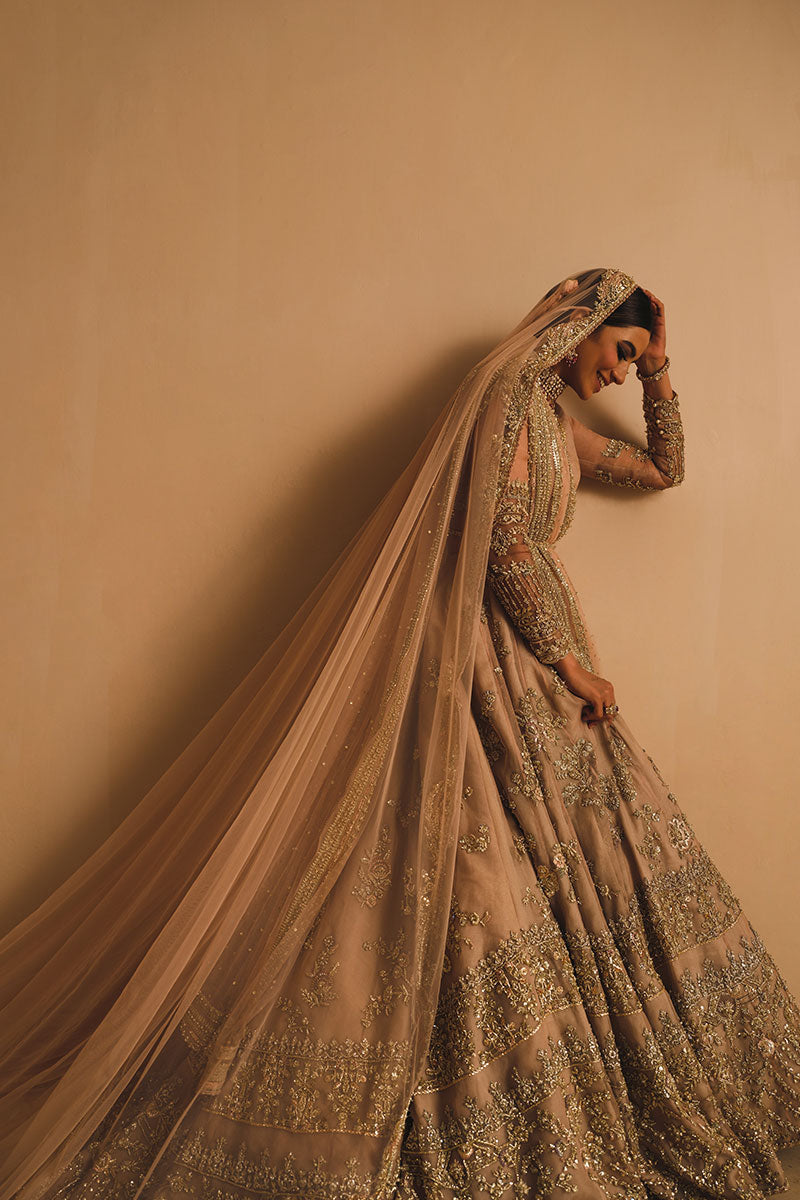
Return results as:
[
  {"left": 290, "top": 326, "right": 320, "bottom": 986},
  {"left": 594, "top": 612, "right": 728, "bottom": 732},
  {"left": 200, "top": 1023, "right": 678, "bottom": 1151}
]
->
[{"left": 2, "top": 1, "right": 798, "bottom": 988}]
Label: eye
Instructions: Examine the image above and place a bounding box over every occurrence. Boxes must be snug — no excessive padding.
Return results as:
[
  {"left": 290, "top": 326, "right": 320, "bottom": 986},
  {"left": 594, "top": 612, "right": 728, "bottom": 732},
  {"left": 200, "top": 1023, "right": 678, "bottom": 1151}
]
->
[{"left": 617, "top": 342, "right": 628, "bottom": 361}]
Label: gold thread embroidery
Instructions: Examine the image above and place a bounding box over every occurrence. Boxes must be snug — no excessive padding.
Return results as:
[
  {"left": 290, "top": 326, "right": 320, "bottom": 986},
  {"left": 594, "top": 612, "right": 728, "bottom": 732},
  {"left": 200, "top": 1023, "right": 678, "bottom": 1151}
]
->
[{"left": 351, "top": 825, "right": 393, "bottom": 908}]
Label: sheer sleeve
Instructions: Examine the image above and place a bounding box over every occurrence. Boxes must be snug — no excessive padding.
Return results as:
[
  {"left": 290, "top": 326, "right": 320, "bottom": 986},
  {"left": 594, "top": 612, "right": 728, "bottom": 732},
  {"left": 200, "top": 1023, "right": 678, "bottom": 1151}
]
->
[
  {"left": 570, "top": 387, "right": 685, "bottom": 491},
  {"left": 487, "top": 418, "right": 573, "bottom": 665}
]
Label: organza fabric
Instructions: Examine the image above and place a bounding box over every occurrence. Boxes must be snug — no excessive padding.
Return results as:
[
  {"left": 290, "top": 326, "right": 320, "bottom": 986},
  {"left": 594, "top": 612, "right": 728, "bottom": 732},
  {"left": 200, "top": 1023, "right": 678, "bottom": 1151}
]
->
[{"left": 1, "top": 268, "right": 799, "bottom": 1199}]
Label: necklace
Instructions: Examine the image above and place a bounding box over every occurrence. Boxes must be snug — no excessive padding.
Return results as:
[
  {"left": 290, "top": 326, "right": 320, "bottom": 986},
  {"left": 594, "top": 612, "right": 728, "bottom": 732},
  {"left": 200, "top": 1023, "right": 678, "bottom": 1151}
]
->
[{"left": 539, "top": 365, "right": 567, "bottom": 405}]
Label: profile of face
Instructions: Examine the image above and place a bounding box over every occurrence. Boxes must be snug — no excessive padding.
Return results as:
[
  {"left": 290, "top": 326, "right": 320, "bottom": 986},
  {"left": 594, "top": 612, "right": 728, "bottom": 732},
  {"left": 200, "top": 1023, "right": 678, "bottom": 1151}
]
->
[{"left": 556, "top": 309, "right": 652, "bottom": 401}]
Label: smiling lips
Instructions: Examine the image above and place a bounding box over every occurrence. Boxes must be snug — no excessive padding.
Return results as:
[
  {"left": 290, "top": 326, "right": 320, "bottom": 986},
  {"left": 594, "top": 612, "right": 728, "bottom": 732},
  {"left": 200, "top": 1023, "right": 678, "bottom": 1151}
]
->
[{"left": 596, "top": 371, "right": 607, "bottom": 390}]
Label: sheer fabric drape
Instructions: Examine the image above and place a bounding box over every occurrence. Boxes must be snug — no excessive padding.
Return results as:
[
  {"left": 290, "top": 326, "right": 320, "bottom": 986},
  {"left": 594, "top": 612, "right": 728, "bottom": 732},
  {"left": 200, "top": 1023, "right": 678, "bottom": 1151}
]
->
[{"left": 0, "top": 269, "right": 683, "bottom": 1198}]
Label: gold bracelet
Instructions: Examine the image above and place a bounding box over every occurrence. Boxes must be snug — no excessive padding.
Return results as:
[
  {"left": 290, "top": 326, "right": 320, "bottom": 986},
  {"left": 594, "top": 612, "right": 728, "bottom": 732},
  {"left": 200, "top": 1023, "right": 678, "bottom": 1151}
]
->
[{"left": 636, "top": 354, "right": 670, "bottom": 383}]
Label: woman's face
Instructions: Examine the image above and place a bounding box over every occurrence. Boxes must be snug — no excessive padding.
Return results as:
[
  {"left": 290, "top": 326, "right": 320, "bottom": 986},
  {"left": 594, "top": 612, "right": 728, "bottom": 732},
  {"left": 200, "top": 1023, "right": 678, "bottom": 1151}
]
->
[{"left": 559, "top": 323, "right": 652, "bottom": 401}]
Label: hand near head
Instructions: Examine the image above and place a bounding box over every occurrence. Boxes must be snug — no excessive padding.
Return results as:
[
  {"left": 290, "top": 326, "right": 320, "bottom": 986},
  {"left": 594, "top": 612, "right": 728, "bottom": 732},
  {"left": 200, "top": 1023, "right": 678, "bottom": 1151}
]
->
[{"left": 637, "top": 289, "right": 667, "bottom": 371}]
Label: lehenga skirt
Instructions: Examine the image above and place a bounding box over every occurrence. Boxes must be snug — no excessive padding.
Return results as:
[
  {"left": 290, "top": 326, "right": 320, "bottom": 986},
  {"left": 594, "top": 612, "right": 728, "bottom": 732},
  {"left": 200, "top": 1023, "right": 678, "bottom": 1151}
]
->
[
  {"left": 393, "top": 587, "right": 800, "bottom": 1199},
  {"left": 35, "top": 584, "right": 800, "bottom": 1200}
]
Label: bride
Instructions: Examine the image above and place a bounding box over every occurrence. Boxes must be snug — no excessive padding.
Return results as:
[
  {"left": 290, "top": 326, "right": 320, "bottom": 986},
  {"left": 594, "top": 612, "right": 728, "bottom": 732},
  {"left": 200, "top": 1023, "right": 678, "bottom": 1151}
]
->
[{"left": 1, "top": 267, "right": 798, "bottom": 1200}]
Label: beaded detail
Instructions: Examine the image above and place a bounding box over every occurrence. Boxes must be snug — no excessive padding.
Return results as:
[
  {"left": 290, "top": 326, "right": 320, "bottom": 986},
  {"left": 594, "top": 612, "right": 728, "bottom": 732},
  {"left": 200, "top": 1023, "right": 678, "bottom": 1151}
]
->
[
  {"left": 538, "top": 365, "right": 567, "bottom": 405},
  {"left": 486, "top": 364, "right": 591, "bottom": 670},
  {"left": 642, "top": 387, "right": 684, "bottom": 485},
  {"left": 487, "top": 558, "right": 574, "bottom": 664}
]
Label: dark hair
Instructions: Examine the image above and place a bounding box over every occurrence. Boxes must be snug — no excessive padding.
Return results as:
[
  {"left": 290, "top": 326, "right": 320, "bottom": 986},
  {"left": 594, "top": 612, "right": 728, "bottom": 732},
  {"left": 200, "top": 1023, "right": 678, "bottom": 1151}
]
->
[
  {"left": 542, "top": 273, "right": 654, "bottom": 334},
  {"left": 599, "top": 286, "right": 653, "bottom": 333}
]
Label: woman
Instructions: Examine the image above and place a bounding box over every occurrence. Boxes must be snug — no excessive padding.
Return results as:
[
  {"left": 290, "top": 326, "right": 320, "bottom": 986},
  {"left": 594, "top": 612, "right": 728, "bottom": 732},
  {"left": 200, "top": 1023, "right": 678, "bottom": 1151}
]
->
[{"left": 1, "top": 267, "right": 798, "bottom": 1199}]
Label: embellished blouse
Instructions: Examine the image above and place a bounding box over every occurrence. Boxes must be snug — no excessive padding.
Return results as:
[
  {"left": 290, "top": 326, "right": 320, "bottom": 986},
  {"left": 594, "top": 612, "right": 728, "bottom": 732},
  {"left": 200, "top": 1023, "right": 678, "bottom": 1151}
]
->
[{"left": 486, "top": 362, "right": 685, "bottom": 667}]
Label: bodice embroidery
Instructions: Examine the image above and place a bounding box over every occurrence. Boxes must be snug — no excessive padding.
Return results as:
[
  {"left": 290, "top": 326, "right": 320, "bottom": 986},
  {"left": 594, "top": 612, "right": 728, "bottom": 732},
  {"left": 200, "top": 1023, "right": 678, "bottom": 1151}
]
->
[
  {"left": 495, "top": 361, "right": 578, "bottom": 548},
  {"left": 487, "top": 361, "right": 591, "bottom": 669},
  {"left": 529, "top": 369, "right": 577, "bottom": 546}
]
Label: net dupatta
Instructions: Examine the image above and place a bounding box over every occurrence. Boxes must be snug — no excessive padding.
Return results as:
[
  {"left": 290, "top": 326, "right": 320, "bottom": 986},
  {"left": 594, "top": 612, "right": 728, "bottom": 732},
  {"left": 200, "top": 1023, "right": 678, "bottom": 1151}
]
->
[{"left": 0, "top": 267, "right": 638, "bottom": 1199}]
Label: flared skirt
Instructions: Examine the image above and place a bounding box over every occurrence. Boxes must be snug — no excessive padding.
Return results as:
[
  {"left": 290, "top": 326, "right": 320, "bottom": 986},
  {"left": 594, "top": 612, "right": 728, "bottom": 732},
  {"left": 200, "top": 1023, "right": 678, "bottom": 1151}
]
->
[
  {"left": 395, "top": 589, "right": 800, "bottom": 1198},
  {"left": 36, "top": 587, "right": 800, "bottom": 1200}
]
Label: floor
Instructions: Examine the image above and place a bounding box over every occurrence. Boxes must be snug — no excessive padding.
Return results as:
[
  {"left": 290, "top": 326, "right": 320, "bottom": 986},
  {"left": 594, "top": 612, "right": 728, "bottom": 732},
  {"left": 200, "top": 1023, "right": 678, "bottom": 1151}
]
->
[{"left": 779, "top": 1145, "right": 800, "bottom": 1195}]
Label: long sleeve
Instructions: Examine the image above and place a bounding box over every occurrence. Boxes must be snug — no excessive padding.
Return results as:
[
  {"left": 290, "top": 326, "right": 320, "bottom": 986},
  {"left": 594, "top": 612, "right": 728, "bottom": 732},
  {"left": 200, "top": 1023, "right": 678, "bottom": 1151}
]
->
[
  {"left": 487, "top": 417, "right": 573, "bottom": 665},
  {"left": 570, "top": 387, "right": 685, "bottom": 491}
]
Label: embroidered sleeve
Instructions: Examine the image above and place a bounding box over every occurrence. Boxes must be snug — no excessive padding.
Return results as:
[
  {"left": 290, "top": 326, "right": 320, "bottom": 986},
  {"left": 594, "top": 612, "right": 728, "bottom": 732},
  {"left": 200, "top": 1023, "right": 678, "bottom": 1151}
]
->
[
  {"left": 569, "top": 388, "right": 685, "bottom": 491},
  {"left": 487, "top": 418, "right": 572, "bottom": 665}
]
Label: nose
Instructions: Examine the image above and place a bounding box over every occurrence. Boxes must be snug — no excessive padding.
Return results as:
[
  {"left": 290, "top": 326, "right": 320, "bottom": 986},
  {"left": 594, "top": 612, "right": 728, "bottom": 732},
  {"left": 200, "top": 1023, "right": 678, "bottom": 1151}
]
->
[{"left": 611, "top": 361, "right": 630, "bottom": 385}]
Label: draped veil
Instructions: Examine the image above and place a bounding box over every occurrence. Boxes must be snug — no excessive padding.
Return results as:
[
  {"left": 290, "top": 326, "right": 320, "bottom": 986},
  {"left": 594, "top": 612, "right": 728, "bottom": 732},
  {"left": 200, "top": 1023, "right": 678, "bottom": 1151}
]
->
[{"left": 0, "top": 267, "right": 639, "bottom": 1199}]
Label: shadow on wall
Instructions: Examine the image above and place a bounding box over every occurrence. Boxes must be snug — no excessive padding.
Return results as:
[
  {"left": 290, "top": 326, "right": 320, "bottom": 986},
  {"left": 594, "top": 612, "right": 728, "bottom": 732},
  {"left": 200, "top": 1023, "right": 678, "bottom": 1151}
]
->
[{"left": 1, "top": 335, "right": 496, "bottom": 936}]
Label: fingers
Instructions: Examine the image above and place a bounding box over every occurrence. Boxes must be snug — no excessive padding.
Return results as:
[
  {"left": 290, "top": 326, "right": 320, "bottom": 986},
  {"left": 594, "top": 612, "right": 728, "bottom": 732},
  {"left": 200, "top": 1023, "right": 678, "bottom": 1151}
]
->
[
  {"left": 603, "top": 686, "right": 617, "bottom": 725},
  {"left": 574, "top": 670, "right": 617, "bottom": 728},
  {"left": 582, "top": 684, "right": 617, "bottom": 727},
  {"left": 585, "top": 712, "right": 617, "bottom": 728}
]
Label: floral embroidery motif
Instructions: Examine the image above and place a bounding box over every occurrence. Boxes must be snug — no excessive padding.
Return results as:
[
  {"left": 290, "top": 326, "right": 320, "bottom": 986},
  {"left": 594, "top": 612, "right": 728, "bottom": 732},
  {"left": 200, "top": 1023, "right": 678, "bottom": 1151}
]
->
[
  {"left": 203, "top": 1028, "right": 409, "bottom": 1134},
  {"left": 46, "top": 1074, "right": 185, "bottom": 1200},
  {"left": 636, "top": 846, "right": 742, "bottom": 958},
  {"left": 606, "top": 723, "right": 639, "bottom": 805},
  {"left": 631, "top": 801, "right": 664, "bottom": 866},
  {"left": 457, "top": 823, "right": 491, "bottom": 853},
  {"left": 167, "top": 1131, "right": 375, "bottom": 1199},
  {"left": 514, "top": 686, "right": 567, "bottom": 758},
  {"left": 487, "top": 615, "right": 512, "bottom": 659},
  {"left": 418, "top": 917, "right": 580, "bottom": 1093},
  {"left": 444, "top": 896, "right": 491, "bottom": 966},
  {"left": 360, "top": 929, "right": 412, "bottom": 1029},
  {"left": 403, "top": 906, "right": 800, "bottom": 1197},
  {"left": 300, "top": 933, "right": 340, "bottom": 1008},
  {"left": 667, "top": 813, "right": 694, "bottom": 852},
  {"left": 536, "top": 840, "right": 581, "bottom": 905},
  {"left": 351, "top": 824, "right": 392, "bottom": 908},
  {"left": 403, "top": 1027, "right": 651, "bottom": 1198},
  {"left": 475, "top": 689, "right": 504, "bottom": 765},
  {"left": 552, "top": 738, "right": 618, "bottom": 812}
]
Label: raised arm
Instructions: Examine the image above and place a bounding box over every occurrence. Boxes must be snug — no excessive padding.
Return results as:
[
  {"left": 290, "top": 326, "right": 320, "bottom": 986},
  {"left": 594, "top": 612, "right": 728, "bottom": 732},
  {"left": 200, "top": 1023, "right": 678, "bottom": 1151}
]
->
[{"left": 571, "top": 356, "right": 685, "bottom": 491}]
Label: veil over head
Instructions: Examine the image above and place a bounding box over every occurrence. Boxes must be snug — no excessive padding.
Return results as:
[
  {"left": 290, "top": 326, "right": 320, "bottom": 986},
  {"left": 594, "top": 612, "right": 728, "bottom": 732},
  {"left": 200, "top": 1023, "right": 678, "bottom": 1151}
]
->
[{"left": 0, "top": 267, "right": 639, "bottom": 1198}]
